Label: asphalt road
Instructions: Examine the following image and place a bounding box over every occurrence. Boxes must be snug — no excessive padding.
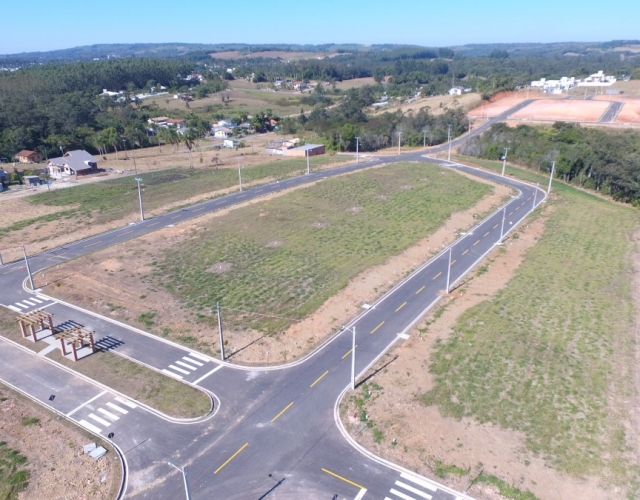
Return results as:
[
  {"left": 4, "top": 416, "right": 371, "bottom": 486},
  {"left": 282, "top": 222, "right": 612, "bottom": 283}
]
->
[{"left": 0, "top": 101, "right": 545, "bottom": 499}]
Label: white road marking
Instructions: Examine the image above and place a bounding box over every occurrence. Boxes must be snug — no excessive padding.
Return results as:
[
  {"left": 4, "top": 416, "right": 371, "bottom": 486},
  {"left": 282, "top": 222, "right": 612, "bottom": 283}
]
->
[
  {"left": 175, "top": 360, "right": 197, "bottom": 370},
  {"left": 114, "top": 396, "right": 137, "bottom": 409},
  {"left": 183, "top": 356, "right": 203, "bottom": 366},
  {"left": 79, "top": 419, "right": 102, "bottom": 434},
  {"left": 400, "top": 472, "right": 437, "bottom": 492},
  {"left": 168, "top": 364, "right": 190, "bottom": 375},
  {"left": 98, "top": 408, "right": 120, "bottom": 421},
  {"left": 389, "top": 488, "right": 416, "bottom": 500},
  {"left": 30, "top": 297, "right": 43, "bottom": 303},
  {"left": 193, "top": 364, "right": 224, "bottom": 385},
  {"left": 15, "top": 302, "right": 29, "bottom": 308},
  {"left": 7, "top": 306, "right": 21, "bottom": 312},
  {"left": 188, "top": 352, "right": 210, "bottom": 362},
  {"left": 22, "top": 299, "right": 36, "bottom": 306},
  {"left": 67, "top": 390, "right": 108, "bottom": 416},
  {"left": 395, "top": 480, "right": 432, "bottom": 499},
  {"left": 162, "top": 368, "right": 183, "bottom": 379},
  {"left": 354, "top": 489, "right": 367, "bottom": 500},
  {"left": 106, "top": 402, "right": 128, "bottom": 414},
  {"left": 88, "top": 413, "right": 111, "bottom": 427}
]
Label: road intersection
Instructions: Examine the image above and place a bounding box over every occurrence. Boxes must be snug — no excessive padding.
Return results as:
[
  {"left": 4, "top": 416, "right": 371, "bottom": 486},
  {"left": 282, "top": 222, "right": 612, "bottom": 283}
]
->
[{"left": 0, "top": 103, "right": 545, "bottom": 499}]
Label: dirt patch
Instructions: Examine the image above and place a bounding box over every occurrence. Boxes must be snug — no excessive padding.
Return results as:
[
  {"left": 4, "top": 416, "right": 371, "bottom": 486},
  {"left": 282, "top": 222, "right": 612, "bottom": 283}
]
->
[
  {"left": 509, "top": 99, "right": 610, "bottom": 122},
  {"left": 266, "top": 240, "right": 284, "bottom": 248},
  {"left": 312, "top": 222, "right": 328, "bottom": 228},
  {"left": 342, "top": 203, "right": 619, "bottom": 500},
  {"left": 614, "top": 100, "right": 640, "bottom": 123},
  {"left": 207, "top": 262, "right": 233, "bottom": 273},
  {"left": 0, "top": 386, "right": 120, "bottom": 500},
  {"left": 347, "top": 206, "right": 363, "bottom": 213}
]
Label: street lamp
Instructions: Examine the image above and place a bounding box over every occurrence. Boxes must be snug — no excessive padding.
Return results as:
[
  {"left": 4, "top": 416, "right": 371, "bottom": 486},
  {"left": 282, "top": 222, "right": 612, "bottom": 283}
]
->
[
  {"left": 122, "top": 138, "right": 128, "bottom": 160},
  {"left": 447, "top": 125, "right": 452, "bottom": 161},
  {"left": 501, "top": 147, "right": 510, "bottom": 176},
  {"left": 397, "top": 131, "right": 402, "bottom": 154},
  {"left": 547, "top": 161, "right": 555, "bottom": 194},
  {"left": 167, "top": 460, "right": 191, "bottom": 500},
  {"left": 237, "top": 157, "right": 243, "bottom": 192},
  {"left": 134, "top": 178, "right": 144, "bottom": 221},
  {"left": 355, "top": 136, "right": 360, "bottom": 164}
]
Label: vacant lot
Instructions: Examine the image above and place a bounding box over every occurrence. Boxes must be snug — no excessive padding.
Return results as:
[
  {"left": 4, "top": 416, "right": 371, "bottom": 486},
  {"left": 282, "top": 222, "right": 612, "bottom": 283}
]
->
[
  {"left": 0, "top": 155, "right": 347, "bottom": 262},
  {"left": 347, "top": 157, "right": 640, "bottom": 499},
  {"left": 372, "top": 92, "right": 482, "bottom": 117},
  {"left": 510, "top": 99, "right": 610, "bottom": 122},
  {"left": 41, "top": 163, "right": 494, "bottom": 363}
]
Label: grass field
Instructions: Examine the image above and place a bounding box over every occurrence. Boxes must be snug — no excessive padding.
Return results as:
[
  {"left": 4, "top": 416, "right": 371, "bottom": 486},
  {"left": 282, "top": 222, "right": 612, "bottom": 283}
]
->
[
  {"left": 0, "top": 308, "right": 211, "bottom": 419},
  {"left": 421, "top": 156, "right": 640, "bottom": 490},
  {"left": 149, "top": 162, "right": 492, "bottom": 334},
  {"left": 0, "top": 441, "right": 28, "bottom": 500},
  {"left": 1, "top": 156, "right": 346, "bottom": 240}
]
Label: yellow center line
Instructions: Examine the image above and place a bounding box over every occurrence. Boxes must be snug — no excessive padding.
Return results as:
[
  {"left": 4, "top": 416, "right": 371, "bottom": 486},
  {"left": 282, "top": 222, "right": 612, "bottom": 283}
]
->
[
  {"left": 450, "top": 259, "right": 456, "bottom": 266},
  {"left": 462, "top": 249, "right": 468, "bottom": 255},
  {"left": 84, "top": 241, "right": 101, "bottom": 248},
  {"left": 370, "top": 321, "right": 385, "bottom": 334},
  {"left": 342, "top": 346, "right": 357, "bottom": 359},
  {"left": 321, "top": 468, "right": 366, "bottom": 490},
  {"left": 395, "top": 302, "right": 407, "bottom": 312},
  {"left": 310, "top": 371, "right": 329, "bottom": 388},
  {"left": 120, "top": 230, "right": 133, "bottom": 236},
  {"left": 271, "top": 402, "right": 294, "bottom": 423},
  {"left": 484, "top": 231, "right": 490, "bottom": 237},
  {"left": 473, "top": 240, "right": 480, "bottom": 246},
  {"left": 415, "top": 285, "right": 425, "bottom": 294},
  {"left": 214, "top": 443, "right": 248, "bottom": 474},
  {"left": 433, "top": 271, "right": 442, "bottom": 280}
]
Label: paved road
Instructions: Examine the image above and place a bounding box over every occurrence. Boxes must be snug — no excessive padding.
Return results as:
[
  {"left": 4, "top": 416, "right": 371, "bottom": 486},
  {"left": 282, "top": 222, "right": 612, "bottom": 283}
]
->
[
  {"left": 599, "top": 101, "right": 623, "bottom": 122},
  {"left": 0, "top": 101, "right": 544, "bottom": 499}
]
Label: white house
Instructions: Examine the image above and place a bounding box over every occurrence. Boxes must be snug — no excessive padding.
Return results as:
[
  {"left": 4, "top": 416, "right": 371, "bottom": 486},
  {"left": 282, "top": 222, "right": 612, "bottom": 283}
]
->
[
  {"left": 214, "top": 127, "right": 234, "bottom": 139},
  {"left": 48, "top": 150, "right": 98, "bottom": 179}
]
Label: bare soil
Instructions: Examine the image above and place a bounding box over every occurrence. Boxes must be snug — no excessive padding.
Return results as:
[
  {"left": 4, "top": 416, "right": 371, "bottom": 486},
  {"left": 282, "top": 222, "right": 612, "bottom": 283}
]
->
[
  {"left": 0, "top": 386, "right": 120, "bottom": 500},
  {"left": 39, "top": 167, "right": 511, "bottom": 366},
  {"left": 509, "top": 99, "right": 610, "bottom": 123}
]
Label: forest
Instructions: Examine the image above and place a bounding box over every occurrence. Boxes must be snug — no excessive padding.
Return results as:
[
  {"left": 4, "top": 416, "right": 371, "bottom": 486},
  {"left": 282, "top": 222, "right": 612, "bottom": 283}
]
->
[{"left": 459, "top": 122, "right": 640, "bottom": 205}]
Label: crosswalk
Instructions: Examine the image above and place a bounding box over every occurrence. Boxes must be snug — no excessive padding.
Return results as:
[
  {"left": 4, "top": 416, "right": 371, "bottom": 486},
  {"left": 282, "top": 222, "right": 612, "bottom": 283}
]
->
[
  {"left": 161, "top": 351, "right": 211, "bottom": 380},
  {"left": 6, "top": 295, "right": 56, "bottom": 313},
  {"left": 78, "top": 396, "right": 137, "bottom": 435},
  {"left": 385, "top": 472, "right": 458, "bottom": 500}
]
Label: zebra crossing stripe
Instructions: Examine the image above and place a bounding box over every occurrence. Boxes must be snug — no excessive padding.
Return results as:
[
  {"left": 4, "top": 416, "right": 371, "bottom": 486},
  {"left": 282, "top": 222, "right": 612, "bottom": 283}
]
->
[
  {"left": 114, "top": 396, "right": 137, "bottom": 409},
  {"left": 183, "top": 356, "right": 203, "bottom": 367},
  {"left": 389, "top": 488, "right": 415, "bottom": 500},
  {"left": 168, "top": 364, "right": 190, "bottom": 375},
  {"left": 175, "top": 360, "right": 197, "bottom": 370},
  {"left": 394, "top": 480, "right": 432, "bottom": 499},
  {"left": 22, "top": 300, "right": 36, "bottom": 306},
  {"left": 7, "top": 306, "right": 21, "bottom": 312},
  {"left": 89, "top": 413, "right": 111, "bottom": 427},
  {"left": 188, "top": 352, "right": 210, "bottom": 362},
  {"left": 106, "top": 402, "right": 128, "bottom": 414},
  {"left": 79, "top": 419, "right": 102, "bottom": 434},
  {"left": 30, "top": 297, "right": 43, "bottom": 303},
  {"left": 15, "top": 302, "right": 28, "bottom": 308},
  {"left": 162, "top": 368, "right": 183, "bottom": 379},
  {"left": 400, "top": 473, "right": 437, "bottom": 492},
  {"left": 97, "top": 408, "right": 120, "bottom": 421}
]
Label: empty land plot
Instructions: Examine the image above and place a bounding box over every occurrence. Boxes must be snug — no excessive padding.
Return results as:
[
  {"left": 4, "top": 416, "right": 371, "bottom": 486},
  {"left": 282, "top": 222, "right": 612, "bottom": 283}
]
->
[
  {"left": 42, "top": 163, "right": 492, "bottom": 361},
  {"left": 510, "top": 99, "right": 610, "bottom": 122},
  {"left": 372, "top": 92, "right": 482, "bottom": 116},
  {"left": 468, "top": 92, "right": 534, "bottom": 118},
  {"left": 614, "top": 100, "right": 640, "bottom": 123},
  {"left": 0, "top": 156, "right": 345, "bottom": 261},
  {"left": 419, "top": 158, "right": 640, "bottom": 495}
]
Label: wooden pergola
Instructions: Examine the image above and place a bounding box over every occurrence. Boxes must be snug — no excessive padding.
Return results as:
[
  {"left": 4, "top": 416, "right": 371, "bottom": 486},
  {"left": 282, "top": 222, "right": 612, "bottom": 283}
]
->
[
  {"left": 17, "top": 310, "right": 54, "bottom": 342},
  {"left": 56, "top": 326, "right": 96, "bottom": 362}
]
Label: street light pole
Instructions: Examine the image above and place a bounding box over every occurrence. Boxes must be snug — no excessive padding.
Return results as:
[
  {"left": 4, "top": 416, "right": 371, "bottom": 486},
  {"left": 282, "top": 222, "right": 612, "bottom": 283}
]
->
[
  {"left": 134, "top": 178, "right": 144, "bottom": 221},
  {"left": 447, "top": 125, "right": 452, "bottom": 161},
  {"left": 306, "top": 149, "right": 310, "bottom": 175},
  {"left": 217, "top": 302, "right": 225, "bottom": 362},
  {"left": 422, "top": 130, "right": 427, "bottom": 148},
  {"left": 237, "top": 157, "right": 242, "bottom": 192},
  {"left": 445, "top": 246, "right": 452, "bottom": 294},
  {"left": 22, "top": 245, "right": 34, "bottom": 290},
  {"left": 501, "top": 147, "right": 510, "bottom": 176},
  {"left": 397, "top": 131, "right": 402, "bottom": 154},
  {"left": 351, "top": 326, "right": 356, "bottom": 390},
  {"left": 547, "top": 161, "right": 555, "bottom": 194},
  {"left": 167, "top": 461, "right": 191, "bottom": 500},
  {"left": 355, "top": 136, "right": 360, "bottom": 164}
]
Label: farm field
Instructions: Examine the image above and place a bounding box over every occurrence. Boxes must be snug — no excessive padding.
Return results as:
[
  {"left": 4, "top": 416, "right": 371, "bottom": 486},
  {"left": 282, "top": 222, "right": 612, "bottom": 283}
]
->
[
  {"left": 347, "top": 156, "right": 640, "bottom": 500},
  {"left": 0, "top": 155, "right": 348, "bottom": 262},
  {"left": 40, "top": 162, "right": 496, "bottom": 363}
]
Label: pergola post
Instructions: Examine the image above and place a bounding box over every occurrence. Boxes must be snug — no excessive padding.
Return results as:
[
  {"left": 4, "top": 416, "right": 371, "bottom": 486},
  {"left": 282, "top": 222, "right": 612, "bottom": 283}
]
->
[{"left": 59, "top": 338, "right": 67, "bottom": 356}]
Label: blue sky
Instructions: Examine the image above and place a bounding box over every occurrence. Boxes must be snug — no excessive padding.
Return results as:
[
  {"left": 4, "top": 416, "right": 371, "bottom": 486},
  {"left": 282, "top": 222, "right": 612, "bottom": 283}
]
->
[{"left": 2, "top": 0, "right": 638, "bottom": 54}]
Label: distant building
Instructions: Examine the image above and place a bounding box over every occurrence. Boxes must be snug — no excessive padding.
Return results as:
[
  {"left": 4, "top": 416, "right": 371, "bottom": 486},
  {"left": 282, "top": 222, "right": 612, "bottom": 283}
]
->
[
  {"left": 223, "top": 139, "right": 239, "bottom": 149},
  {"left": 15, "top": 150, "right": 42, "bottom": 164},
  {"left": 286, "top": 144, "right": 325, "bottom": 157},
  {"left": 47, "top": 150, "right": 98, "bottom": 179},
  {"left": 264, "top": 138, "right": 300, "bottom": 155}
]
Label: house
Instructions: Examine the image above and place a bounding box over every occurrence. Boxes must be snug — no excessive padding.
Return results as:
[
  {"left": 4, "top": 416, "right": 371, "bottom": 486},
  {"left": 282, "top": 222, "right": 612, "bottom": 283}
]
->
[
  {"left": 148, "top": 117, "right": 169, "bottom": 127},
  {"left": 15, "top": 150, "right": 42, "bottom": 164},
  {"left": 264, "top": 138, "right": 300, "bottom": 155},
  {"left": 286, "top": 144, "right": 325, "bottom": 157},
  {"left": 47, "top": 150, "right": 98, "bottom": 179},
  {"left": 293, "top": 81, "right": 308, "bottom": 91},
  {"left": 223, "top": 139, "right": 239, "bottom": 149},
  {"left": 166, "top": 118, "right": 186, "bottom": 128},
  {"left": 24, "top": 175, "right": 40, "bottom": 186},
  {"left": 214, "top": 128, "right": 234, "bottom": 139},
  {"left": 448, "top": 87, "right": 464, "bottom": 96}
]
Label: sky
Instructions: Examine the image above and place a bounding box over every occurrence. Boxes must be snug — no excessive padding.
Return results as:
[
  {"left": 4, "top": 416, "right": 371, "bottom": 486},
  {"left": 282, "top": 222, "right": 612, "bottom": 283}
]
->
[{"left": 2, "top": 0, "right": 638, "bottom": 54}]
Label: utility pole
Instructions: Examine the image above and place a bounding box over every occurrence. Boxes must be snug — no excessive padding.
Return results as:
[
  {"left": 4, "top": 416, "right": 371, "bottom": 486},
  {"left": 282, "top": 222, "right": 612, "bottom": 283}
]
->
[
  {"left": 447, "top": 125, "right": 452, "bottom": 161},
  {"left": 22, "top": 245, "right": 34, "bottom": 290},
  {"left": 134, "top": 178, "right": 144, "bottom": 221},
  {"left": 500, "top": 207, "right": 507, "bottom": 240},
  {"left": 217, "top": 302, "right": 225, "bottom": 361},
  {"left": 547, "top": 162, "right": 555, "bottom": 194},
  {"left": 397, "top": 131, "right": 402, "bottom": 154},
  {"left": 422, "top": 130, "right": 427, "bottom": 148},
  {"left": 306, "top": 149, "right": 310, "bottom": 175},
  {"left": 501, "top": 147, "right": 510, "bottom": 176},
  {"left": 355, "top": 136, "right": 360, "bottom": 164},
  {"left": 167, "top": 461, "right": 191, "bottom": 500},
  {"left": 122, "top": 139, "right": 128, "bottom": 160},
  {"left": 237, "top": 157, "right": 242, "bottom": 192},
  {"left": 445, "top": 246, "right": 452, "bottom": 294},
  {"left": 351, "top": 326, "right": 356, "bottom": 390}
]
